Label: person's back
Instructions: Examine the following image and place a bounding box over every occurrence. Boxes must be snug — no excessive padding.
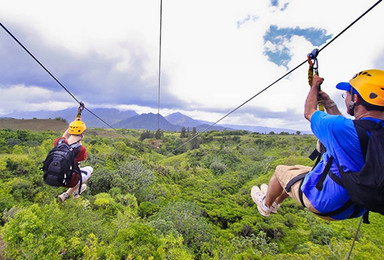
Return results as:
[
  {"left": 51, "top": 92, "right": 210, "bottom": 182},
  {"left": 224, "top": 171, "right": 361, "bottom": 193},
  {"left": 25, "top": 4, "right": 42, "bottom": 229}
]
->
[
  {"left": 57, "top": 107, "right": 94, "bottom": 202},
  {"left": 301, "top": 111, "right": 368, "bottom": 219}
]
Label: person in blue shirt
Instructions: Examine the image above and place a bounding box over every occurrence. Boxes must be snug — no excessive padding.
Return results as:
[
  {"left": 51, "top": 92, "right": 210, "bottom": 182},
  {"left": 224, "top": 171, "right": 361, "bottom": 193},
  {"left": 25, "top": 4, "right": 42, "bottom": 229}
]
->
[{"left": 251, "top": 69, "right": 384, "bottom": 220}]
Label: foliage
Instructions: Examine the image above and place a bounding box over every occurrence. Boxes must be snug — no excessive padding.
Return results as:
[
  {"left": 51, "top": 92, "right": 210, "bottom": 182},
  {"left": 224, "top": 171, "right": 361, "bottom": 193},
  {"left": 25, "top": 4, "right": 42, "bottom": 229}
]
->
[{"left": 0, "top": 128, "right": 384, "bottom": 259}]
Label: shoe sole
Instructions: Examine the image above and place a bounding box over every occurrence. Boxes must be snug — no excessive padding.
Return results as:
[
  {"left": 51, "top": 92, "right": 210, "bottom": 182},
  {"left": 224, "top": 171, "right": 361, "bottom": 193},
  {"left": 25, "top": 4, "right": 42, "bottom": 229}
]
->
[
  {"left": 57, "top": 195, "right": 66, "bottom": 202},
  {"left": 251, "top": 186, "right": 262, "bottom": 204}
]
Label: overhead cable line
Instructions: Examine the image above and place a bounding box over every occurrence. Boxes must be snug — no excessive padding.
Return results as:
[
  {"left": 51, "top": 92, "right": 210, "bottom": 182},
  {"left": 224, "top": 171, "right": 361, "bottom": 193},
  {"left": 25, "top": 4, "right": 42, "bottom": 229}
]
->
[
  {"left": 157, "top": 0, "right": 163, "bottom": 130},
  {"left": 171, "top": 0, "right": 382, "bottom": 154},
  {"left": 0, "top": 22, "right": 117, "bottom": 130},
  {"left": 346, "top": 216, "right": 363, "bottom": 260}
]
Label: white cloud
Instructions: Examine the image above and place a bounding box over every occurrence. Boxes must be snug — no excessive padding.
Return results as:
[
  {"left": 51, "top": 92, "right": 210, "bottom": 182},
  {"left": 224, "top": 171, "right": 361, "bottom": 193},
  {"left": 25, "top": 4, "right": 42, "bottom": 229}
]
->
[
  {"left": 1, "top": 0, "right": 383, "bottom": 131},
  {"left": 0, "top": 85, "right": 74, "bottom": 114}
]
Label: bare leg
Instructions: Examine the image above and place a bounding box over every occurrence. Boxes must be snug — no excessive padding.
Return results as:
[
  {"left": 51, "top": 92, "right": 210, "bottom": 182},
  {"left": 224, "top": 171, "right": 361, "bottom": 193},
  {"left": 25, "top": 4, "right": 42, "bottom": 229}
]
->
[
  {"left": 65, "top": 183, "right": 80, "bottom": 196},
  {"left": 264, "top": 175, "right": 287, "bottom": 208},
  {"left": 275, "top": 191, "right": 289, "bottom": 205}
]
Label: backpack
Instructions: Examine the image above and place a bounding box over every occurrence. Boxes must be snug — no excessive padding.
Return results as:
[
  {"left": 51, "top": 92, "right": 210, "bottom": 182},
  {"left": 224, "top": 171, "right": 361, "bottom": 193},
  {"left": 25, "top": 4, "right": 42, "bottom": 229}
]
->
[
  {"left": 42, "top": 139, "right": 82, "bottom": 188},
  {"left": 315, "top": 119, "right": 384, "bottom": 223},
  {"left": 338, "top": 120, "right": 384, "bottom": 214}
]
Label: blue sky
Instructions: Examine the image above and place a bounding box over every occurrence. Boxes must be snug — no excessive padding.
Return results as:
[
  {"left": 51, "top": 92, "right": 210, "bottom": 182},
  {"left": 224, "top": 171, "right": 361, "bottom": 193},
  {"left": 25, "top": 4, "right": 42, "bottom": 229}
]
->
[
  {"left": 264, "top": 25, "right": 332, "bottom": 67},
  {"left": 0, "top": 0, "right": 383, "bottom": 131}
]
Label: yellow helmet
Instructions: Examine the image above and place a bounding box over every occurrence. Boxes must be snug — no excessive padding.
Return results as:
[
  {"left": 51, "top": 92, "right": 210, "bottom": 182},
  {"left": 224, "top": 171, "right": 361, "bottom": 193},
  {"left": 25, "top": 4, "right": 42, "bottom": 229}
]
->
[
  {"left": 336, "top": 69, "right": 384, "bottom": 107},
  {"left": 68, "top": 120, "right": 86, "bottom": 135}
]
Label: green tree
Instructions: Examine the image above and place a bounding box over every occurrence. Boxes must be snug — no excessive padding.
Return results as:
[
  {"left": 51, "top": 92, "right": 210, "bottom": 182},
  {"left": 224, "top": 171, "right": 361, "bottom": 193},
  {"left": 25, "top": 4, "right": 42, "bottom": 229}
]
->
[
  {"left": 112, "top": 222, "right": 162, "bottom": 259},
  {"left": 150, "top": 200, "right": 215, "bottom": 254},
  {"left": 180, "top": 127, "right": 187, "bottom": 138},
  {"left": 116, "top": 160, "right": 156, "bottom": 202},
  {"left": 155, "top": 128, "right": 163, "bottom": 139},
  {"left": 190, "top": 127, "right": 200, "bottom": 150},
  {"left": 140, "top": 130, "right": 153, "bottom": 141}
]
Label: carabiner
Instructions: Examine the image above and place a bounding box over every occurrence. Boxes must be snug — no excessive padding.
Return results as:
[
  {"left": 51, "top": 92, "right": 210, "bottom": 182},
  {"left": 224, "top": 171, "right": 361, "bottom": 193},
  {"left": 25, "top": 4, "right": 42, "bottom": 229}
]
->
[{"left": 307, "top": 48, "right": 319, "bottom": 72}]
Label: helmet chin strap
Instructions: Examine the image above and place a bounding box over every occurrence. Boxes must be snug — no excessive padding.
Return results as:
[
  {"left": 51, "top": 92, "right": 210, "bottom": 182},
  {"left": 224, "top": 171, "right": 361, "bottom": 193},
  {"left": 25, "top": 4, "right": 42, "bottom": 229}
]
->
[
  {"left": 348, "top": 101, "right": 355, "bottom": 116},
  {"left": 348, "top": 88, "right": 356, "bottom": 116}
]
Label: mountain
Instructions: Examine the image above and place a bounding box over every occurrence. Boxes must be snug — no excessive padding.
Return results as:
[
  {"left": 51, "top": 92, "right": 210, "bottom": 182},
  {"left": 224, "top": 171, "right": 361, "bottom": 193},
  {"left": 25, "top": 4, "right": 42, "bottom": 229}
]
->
[
  {"left": 164, "top": 112, "right": 304, "bottom": 134},
  {"left": 165, "top": 112, "right": 203, "bottom": 127},
  {"left": 80, "top": 108, "right": 138, "bottom": 128},
  {"left": 113, "top": 113, "right": 181, "bottom": 131},
  {"left": 5, "top": 109, "right": 308, "bottom": 134},
  {"left": 165, "top": 113, "right": 231, "bottom": 131}
]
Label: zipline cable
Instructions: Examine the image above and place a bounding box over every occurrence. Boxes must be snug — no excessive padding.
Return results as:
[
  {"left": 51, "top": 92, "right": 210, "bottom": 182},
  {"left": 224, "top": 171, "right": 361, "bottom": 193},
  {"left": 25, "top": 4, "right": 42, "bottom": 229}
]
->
[
  {"left": 1, "top": 0, "right": 382, "bottom": 139},
  {"left": 171, "top": 0, "right": 382, "bottom": 154},
  {"left": 171, "top": 60, "right": 306, "bottom": 153},
  {"left": 157, "top": 0, "right": 163, "bottom": 130},
  {"left": 345, "top": 216, "right": 363, "bottom": 260},
  {"left": 316, "top": 0, "right": 382, "bottom": 54},
  {"left": 0, "top": 22, "right": 117, "bottom": 130}
]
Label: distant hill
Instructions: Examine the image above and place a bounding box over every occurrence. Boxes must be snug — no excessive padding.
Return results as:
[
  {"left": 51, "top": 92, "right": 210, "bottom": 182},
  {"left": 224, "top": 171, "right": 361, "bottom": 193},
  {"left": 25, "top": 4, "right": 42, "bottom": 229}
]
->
[
  {"left": 113, "top": 113, "right": 180, "bottom": 131},
  {"left": 165, "top": 113, "right": 229, "bottom": 132},
  {"left": 4, "top": 108, "right": 308, "bottom": 134},
  {"left": 80, "top": 108, "right": 138, "bottom": 128},
  {"left": 0, "top": 118, "right": 68, "bottom": 132},
  {"left": 164, "top": 112, "right": 304, "bottom": 134},
  {"left": 6, "top": 108, "right": 138, "bottom": 128},
  {"left": 165, "top": 112, "right": 203, "bottom": 127}
]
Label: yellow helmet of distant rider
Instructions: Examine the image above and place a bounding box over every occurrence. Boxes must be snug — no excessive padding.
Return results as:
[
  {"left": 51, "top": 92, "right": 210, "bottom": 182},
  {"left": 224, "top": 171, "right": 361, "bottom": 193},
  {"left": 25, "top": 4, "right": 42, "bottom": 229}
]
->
[
  {"left": 337, "top": 69, "right": 384, "bottom": 107},
  {"left": 68, "top": 120, "right": 86, "bottom": 135}
]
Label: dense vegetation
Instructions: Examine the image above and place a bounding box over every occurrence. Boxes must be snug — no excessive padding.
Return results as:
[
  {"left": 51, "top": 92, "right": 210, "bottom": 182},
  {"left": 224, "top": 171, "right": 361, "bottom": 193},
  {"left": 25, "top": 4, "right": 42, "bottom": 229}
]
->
[{"left": 0, "top": 127, "right": 383, "bottom": 259}]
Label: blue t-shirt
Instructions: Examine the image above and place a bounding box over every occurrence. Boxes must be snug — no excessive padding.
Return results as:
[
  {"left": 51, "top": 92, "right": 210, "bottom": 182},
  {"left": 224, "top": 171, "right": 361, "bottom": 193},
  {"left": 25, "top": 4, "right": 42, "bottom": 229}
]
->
[{"left": 301, "top": 111, "right": 372, "bottom": 220}]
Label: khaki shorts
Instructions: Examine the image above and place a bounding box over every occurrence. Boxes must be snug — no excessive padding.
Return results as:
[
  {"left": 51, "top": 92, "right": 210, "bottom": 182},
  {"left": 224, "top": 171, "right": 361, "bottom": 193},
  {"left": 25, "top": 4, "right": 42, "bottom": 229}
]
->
[{"left": 274, "top": 165, "right": 335, "bottom": 221}]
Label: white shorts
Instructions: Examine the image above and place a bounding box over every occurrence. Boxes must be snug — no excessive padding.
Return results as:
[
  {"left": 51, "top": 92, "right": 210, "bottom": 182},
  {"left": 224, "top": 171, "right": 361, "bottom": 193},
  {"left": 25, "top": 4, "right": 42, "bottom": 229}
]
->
[{"left": 80, "top": 166, "right": 93, "bottom": 183}]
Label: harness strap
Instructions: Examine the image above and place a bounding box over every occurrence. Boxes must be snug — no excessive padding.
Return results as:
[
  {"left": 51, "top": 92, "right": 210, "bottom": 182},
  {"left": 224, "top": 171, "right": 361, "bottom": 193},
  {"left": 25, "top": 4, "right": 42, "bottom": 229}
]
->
[
  {"left": 313, "top": 157, "right": 362, "bottom": 218},
  {"left": 349, "top": 205, "right": 361, "bottom": 219},
  {"left": 71, "top": 142, "right": 82, "bottom": 194},
  {"left": 78, "top": 171, "right": 83, "bottom": 194},
  {"left": 285, "top": 173, "right": 306, "bottom": 192},
  {"left": 284, "top": 170, "right": 362, "bottom": 219},
  {"left": 285, "top": 173, "right": 307, "bottom": 207},
  {"left": 309, "top": 149, "right": 320, "bottom": 162},
  {"left": 353, "top": 120, "right": 376, "bottom": 160},
  {"left": 314, "top": 200, "right": 354, "bottom": 217},
  {"left": 298, "top": 180, "right": 306, "bottom": 208},
  {"left": 315, "top": 156, "right": 333, "bottom": 191},
  {"left": 329, "top": 165, "right": 344, "bottom": 187}
]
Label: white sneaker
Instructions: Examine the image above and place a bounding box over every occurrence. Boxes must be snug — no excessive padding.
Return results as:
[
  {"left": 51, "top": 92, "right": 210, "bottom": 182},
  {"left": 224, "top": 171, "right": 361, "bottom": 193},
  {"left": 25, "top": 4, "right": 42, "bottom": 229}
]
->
[
  {"left": 58, "top": 192, "right": 69, "bottom": 202},
  {"left": 260, "top": 183, "right": 268, "bottom": 194},
  {"left": 73, "top": 184, "right": 87, "bottom": 199},
  {"left": 251, "top": 186, "right": 271, "bottom": 217},
  {"left": 260, "top": 184, "right": 280, "bottom": 214}
]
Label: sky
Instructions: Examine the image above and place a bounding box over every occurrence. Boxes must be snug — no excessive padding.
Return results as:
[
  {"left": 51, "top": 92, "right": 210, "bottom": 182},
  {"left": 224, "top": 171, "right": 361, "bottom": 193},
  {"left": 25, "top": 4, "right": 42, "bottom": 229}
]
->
[{"left": 0, "top": 0, "right": 383, "bottom": 132}]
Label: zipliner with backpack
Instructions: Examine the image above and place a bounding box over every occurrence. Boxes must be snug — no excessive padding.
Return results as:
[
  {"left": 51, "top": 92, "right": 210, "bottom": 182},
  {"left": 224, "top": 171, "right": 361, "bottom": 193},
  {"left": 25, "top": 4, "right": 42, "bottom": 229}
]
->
[
  {"left": 251, "top": 69, "right": 384, "bottom": 222},
  {"left": 42, "top": 102, "right": 93, "bottom": 202}
]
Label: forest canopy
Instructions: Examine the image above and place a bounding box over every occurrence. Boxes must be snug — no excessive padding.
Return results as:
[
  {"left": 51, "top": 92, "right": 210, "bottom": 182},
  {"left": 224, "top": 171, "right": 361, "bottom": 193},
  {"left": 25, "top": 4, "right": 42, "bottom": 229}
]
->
[{"left": 0, "top": 126, "right": 383, "bottom": 259}]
